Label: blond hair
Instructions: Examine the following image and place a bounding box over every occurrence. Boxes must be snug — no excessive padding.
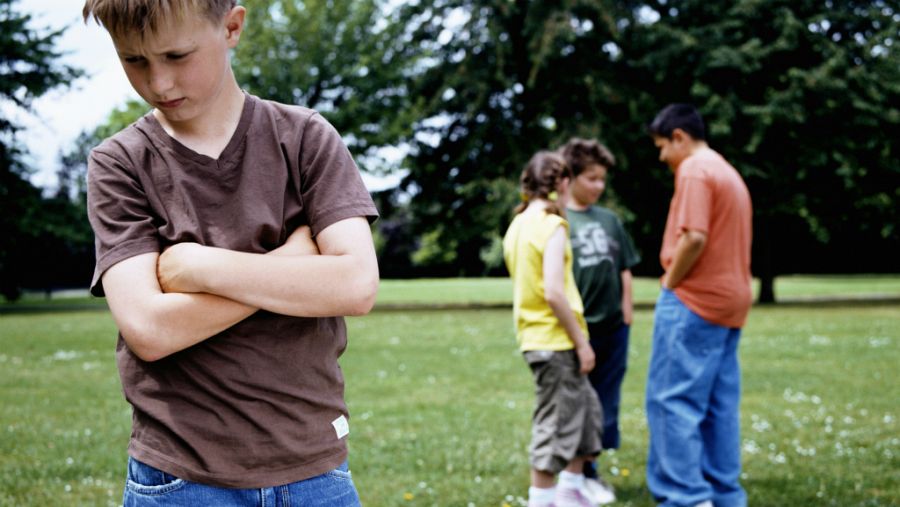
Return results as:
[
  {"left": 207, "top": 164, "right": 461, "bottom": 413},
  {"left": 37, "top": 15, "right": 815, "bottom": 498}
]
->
[{"left": 83, "top": 0, "right": 237, "bottom": 39}]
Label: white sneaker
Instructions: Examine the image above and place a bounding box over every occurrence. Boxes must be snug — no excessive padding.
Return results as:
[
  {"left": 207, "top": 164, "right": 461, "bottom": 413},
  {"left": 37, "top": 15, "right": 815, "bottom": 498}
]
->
[
  {"left": 555, "top": 485, "right": 595, "bottom": 507},
  {"left": 582, "top": 477, "right": 616, "bottom": 505}
]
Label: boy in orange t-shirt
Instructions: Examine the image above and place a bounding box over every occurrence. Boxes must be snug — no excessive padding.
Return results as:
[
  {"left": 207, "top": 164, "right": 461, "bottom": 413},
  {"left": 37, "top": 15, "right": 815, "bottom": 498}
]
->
[{"left": 645, "top": 104, "right": 752, "bottom": 507}]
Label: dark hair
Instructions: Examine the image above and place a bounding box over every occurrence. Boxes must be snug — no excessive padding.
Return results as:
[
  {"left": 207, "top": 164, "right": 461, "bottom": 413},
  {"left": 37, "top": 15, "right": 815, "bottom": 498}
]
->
[
  {"left": 514, "top": 151, "right": 572, "bottom": 217},
  {"left": 558, "top": 138, "right": 615, "bottom": 177},
  {"left": 648, "top": 103, "right": 706, "bottom": 140}
]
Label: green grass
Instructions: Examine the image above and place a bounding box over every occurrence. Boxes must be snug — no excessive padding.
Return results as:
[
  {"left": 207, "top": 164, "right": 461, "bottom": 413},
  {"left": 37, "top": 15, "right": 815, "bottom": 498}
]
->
[
  {"left": 1, "top": 303, "right": 898, "bottom": 506},
  {"left": 7, "top": 274, "right": 900, "bottom": 309},
  {"left": 374, "top": 275, "right": 900, "bottom": 306}
]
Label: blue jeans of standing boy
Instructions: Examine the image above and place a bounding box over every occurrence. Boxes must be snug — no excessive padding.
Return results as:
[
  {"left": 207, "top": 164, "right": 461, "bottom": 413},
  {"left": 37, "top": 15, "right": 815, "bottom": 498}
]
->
[
  {"left": 123, "top": 457, "right": 361, "bottom": 506},
  {"left": 645, "top": 289, "right": 746, "bottom": 507}
]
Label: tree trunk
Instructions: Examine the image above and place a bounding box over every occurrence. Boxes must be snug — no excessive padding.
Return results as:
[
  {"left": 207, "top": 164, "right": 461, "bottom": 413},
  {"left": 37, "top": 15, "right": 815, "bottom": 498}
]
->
[
  {"left": 755, "top": 215, "right": 776, "bottom": 304},
  {"left": 758, "top": 273, "right": 775, "bottom": 304}
]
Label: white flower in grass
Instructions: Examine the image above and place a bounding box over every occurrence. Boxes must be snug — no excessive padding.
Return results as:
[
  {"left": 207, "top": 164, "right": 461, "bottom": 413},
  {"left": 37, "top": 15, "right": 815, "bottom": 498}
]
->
[
  {"left": 868, "top": 337, "right": 890, "bottom": 348},
  {"left": 750, "top": 414, "right": 771, "bottom": 432},
  {"left": 51, "top": 350, "right": 80, "bottom": 361},
  {"left": 809, "top": 335, "right": 830, "bottom": 345},
  {"left": 742, "top": 440, "right": 761, "bottom": 454}
]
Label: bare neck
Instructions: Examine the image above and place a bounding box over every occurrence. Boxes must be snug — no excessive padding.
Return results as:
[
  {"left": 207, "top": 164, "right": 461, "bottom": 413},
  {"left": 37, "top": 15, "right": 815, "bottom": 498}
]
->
[{"left": 154, "top": 81, "right": 245, "bottom": 159}]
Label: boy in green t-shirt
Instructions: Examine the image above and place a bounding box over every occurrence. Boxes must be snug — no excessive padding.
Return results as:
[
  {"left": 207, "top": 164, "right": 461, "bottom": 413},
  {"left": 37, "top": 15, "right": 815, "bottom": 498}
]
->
[{"left": 559, "top": 138, "right": 641, "bottom": 505}]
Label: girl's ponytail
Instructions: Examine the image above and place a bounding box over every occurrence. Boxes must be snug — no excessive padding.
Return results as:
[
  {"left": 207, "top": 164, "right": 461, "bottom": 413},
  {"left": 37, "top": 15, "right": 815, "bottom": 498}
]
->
[{"left": 514, "top": 151, "right": 572, "bottom": 217}]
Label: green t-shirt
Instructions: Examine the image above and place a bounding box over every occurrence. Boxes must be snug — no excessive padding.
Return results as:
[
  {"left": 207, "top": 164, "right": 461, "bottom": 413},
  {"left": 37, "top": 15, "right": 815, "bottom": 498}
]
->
[{"left": 567, "top": 206, "right": 640, "bottom": 332}]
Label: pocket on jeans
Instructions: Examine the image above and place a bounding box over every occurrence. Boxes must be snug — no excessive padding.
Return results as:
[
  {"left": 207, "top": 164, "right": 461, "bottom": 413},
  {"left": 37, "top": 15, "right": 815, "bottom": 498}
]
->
[
  {"left": 125, "top": 457, "right": 186, "bottom": 495},
  {"left": 325, "top": 463, "right": 353, "bottom": 481}
]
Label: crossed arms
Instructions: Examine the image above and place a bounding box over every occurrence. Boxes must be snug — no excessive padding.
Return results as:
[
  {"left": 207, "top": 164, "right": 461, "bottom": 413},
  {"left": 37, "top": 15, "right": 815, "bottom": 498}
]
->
[{"left": 102, "top": 217, "right": 378, "bottom": 362}]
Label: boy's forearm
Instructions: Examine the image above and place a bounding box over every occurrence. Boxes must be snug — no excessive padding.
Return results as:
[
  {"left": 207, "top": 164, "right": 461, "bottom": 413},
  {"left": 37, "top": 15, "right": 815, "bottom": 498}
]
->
[
  {"left": 103, "top": 252, "right": 258, "bottom": 362},
  {"left": 621, "top": 269, "right": 634, "bottom": 325},
  {"left": 135, "top": 293, "right": 257, "bottom": 361},
  {"left": 187, "top": 248, "right": 378, "bottom": 317},
  {"left": 663, "top": 229, "right": 707, "bottom": 289},
  {"left": 161, "top": 219, "right": 378, "bottom": 317}
]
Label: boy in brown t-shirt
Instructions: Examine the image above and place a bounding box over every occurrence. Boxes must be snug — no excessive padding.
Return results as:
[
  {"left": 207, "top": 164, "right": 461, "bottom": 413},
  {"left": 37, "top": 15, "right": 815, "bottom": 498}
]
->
[{"left": 82, "top": 1, "right": 378, "bottom": 504}]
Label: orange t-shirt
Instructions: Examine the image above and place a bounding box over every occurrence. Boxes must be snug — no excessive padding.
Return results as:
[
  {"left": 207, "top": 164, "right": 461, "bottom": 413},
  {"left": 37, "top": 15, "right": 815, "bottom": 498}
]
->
[{"left": 660, "top": 148, "right": 753, "bottom": 328}]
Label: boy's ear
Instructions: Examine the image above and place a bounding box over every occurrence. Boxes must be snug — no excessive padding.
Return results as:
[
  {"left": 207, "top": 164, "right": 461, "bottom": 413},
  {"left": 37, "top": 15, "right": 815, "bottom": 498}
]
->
[
  {"left": 224, "top": 6, "right": 246, "bottom": 48},
  {"left": 670, "top": 128, "right": 689, "bottom": 144}
]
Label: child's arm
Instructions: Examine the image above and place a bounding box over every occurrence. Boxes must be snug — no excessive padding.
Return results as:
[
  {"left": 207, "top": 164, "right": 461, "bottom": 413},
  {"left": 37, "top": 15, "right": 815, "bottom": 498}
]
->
[
  {"left": 620, "top": 269, "right": 634, "bottom": 325},
  {"left": 101, "top": 226, "right": 319, "bottom": 362},
  {"left": 662, "top": 228, "right": 707, "bottom": 289},
  {"left": 543, "top": 226, "right": 595, "bottom": 374},
  {"left": 157, "top": 216, "right": 378, "bottom": 318}
]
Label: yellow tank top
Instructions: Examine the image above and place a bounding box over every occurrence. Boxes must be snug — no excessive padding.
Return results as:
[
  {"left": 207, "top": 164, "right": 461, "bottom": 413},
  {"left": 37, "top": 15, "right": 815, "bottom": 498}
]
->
[{"left": 502, "top": 210, "right": 587, "bottom": 351}]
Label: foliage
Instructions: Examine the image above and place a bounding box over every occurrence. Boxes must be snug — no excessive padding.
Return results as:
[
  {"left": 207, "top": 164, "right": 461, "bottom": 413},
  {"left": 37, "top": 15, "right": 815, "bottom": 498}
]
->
[
  {"left": 616, "top": 0, "right": 900, "bottom": 300},
  {"left": 2, "top": 303, "right": 898, "bottom": 505},
  {"left": 232, "top": 0, "right": 419, "bottom": 170},
  {"left": 336, "top": 0, "right": 900, "bottom": 291},
  {"left": 383, "top": 0, "right": 634, "bottom": 275},
  {"left": 17, "top": 0, "right": 899, "bottom": 293},
  {"left": 0, "top": 0, "right": 83, "bottom": 300}
]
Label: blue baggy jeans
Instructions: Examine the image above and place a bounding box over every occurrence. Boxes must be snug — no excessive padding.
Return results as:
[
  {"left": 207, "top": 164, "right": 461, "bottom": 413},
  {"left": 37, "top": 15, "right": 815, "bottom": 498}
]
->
[
  {"left": 122, "top": 457, "right": 361, "bottom": 506},
  {"left": 645, "top": 289, "right": 747, "bottom": 507}
]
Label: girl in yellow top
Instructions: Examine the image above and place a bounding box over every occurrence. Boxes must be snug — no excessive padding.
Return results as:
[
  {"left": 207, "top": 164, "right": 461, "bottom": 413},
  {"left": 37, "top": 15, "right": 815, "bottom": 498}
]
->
[{"left": 502, "top": 151, "right": 604, "bottom": 507}]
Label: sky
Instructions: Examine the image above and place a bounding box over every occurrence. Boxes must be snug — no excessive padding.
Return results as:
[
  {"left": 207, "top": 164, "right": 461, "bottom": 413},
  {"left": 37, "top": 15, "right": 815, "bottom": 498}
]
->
[
  {"left": 14, "top": 0, "right": 401, "bottom": 192},
  {"left": 14, "top": 0, "right": 136, "bottom": 188}
]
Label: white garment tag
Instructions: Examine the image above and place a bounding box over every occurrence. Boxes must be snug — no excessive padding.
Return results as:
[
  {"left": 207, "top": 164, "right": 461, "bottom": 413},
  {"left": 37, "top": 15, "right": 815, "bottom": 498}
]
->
[{"left": 332, "top": 415, "right": 350, "bottom": 439}]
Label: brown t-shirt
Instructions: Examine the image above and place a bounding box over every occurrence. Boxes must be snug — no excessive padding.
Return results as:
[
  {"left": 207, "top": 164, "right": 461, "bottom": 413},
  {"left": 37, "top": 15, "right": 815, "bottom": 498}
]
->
[
  {"left": 660, "top": 148, "right": 753, "bottom": 328},
  {"left": 86, "top": 93, "right": 378, "bottom": 488}
]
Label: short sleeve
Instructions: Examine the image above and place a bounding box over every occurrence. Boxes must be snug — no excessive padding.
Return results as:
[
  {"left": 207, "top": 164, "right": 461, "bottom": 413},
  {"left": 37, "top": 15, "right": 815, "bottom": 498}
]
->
[
  {"left": 671, "top": 171, "right": 713, "bottom": 235},
  {"left": 86, "top": 148, "right": 160, "bottom": 296},
  {"left": 615, "top": 217, "right": 641, "bottom": 270},
  {"left": 529, "top": 214, "right": 567, "bottom": 252},
  {"left": 297, "top": 114, "right": 378, "bottom": 236}
]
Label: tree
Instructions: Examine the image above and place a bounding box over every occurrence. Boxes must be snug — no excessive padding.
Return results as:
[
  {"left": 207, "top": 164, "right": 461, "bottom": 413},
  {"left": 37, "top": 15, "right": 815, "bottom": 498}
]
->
[
  {"left": 383, "top": 0, "right": 637, "bottom": 275},
  {"left": 0, "top": 0, "right": 82, "bottom": 300},
  {"left": 351, "top": 0, "right": 899, "bottom": 296},
  {"left": 232, "top": 0, "right": 420, "bottom": 169},
  {"left": 617, "top": 0, "right": 900, "bottom": 301}
]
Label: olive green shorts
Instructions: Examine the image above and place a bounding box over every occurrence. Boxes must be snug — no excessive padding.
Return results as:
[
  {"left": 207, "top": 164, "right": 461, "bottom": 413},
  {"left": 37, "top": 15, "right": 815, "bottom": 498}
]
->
[{"left": 523, "top": 349, "right": 603, "bottom": 474}]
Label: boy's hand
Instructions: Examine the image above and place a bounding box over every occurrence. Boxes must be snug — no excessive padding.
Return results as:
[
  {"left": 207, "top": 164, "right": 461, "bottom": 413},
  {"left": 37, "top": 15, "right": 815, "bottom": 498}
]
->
[
  {"left": 271, "top": 226, "right": 319, "bottom": 257},
  {"left": 158, "top": 242, "right": 205, "bottom": 293},
  {"left": 575, "top": 341, "right": 596, "bottom": 374}
]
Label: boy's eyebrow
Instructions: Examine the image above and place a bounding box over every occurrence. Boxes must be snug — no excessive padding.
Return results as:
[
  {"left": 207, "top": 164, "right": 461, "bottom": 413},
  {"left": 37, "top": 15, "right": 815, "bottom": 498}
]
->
[{"left": 116, "top": 44, "right": 197, "bottom": 58}]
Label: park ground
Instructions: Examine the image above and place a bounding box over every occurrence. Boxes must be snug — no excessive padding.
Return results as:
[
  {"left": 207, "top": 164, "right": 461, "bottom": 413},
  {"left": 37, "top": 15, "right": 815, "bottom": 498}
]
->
[{"left": 0, "top": 276, "right": 898, "bottom": 506}]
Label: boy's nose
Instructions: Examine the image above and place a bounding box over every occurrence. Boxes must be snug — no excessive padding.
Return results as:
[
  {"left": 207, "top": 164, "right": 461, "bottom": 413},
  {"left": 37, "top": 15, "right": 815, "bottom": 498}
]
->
[{"left": 147, "top": 66, "right": 175, "bottom": 96}]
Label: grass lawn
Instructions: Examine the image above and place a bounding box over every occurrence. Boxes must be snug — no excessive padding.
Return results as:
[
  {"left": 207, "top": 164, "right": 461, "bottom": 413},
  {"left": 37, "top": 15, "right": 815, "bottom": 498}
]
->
[
  {"left": 370, "top": 274, "right": 900, "bottom": 306},
  {"left": 8, "top": 274, "right": 900, "bottom": 309},
  {"left": 1, "top": 302, "right": 897, "bottom": 506}
]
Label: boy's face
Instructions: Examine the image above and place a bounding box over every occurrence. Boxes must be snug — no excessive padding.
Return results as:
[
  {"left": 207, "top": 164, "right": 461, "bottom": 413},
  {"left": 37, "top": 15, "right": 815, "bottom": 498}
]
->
[
  {"left": 570, "top": 163, "right": 607, "bottom": 207},
  {"left": 653, "top": 129, "right": 692, "bottom": 172},
  {"left": 111, "top": 7, "right": 245, "bottom": 125}
]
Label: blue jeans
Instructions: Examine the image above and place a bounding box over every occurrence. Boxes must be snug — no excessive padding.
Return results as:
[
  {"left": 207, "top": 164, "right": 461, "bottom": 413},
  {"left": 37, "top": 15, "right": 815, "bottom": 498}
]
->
[
  {"left": 123, "top": 457, "right": 361, "bottom": 506},
  {"left": 645, "top": 289, "right": 746, "bottom": 507}
]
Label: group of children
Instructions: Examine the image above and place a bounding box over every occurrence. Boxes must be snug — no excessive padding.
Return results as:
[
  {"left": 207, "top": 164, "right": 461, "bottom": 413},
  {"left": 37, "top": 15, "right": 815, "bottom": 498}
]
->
[
  {"left": 503, "top": 140, "right": 638, "bottom": 507},
  {"left": 82, "top": 1, "right": 750, "bottom": 506},
  {"left": 503, "top": 102, "right": 753, "bottom": 507}
]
